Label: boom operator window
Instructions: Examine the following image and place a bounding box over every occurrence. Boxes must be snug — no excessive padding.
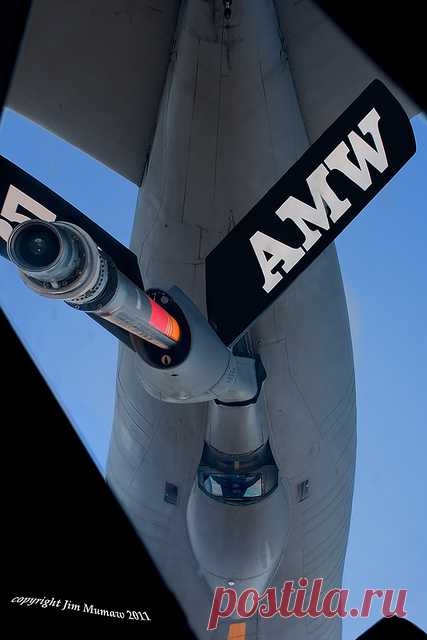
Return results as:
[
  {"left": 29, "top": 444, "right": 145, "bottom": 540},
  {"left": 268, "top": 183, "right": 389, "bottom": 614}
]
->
[{"left": 197, "top": 441, "right": 278, "bottom": 505}]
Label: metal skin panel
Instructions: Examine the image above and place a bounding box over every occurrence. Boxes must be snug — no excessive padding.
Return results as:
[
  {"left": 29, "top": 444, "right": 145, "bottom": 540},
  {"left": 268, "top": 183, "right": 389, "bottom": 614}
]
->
[
  {"left": 274, "top": 0, "right": 418, "bottom": 143},
  {"left": 187, "top": 485, "right": 290, "bottom": 595},
  {"left": 6, "top": 1, "right": 417, "bottom": 188},
  {"left": 107, "top": 2, "right": 358, "bottom": 639},
  {"left": 6, "top": 0, "right": 181, "bottom": 184}
]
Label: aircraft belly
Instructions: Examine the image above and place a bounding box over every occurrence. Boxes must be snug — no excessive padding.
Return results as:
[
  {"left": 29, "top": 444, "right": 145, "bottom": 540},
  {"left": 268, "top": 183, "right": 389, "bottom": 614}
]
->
[
  {"left": 254, "top": 246, "right": 356, "bottom": 640},
  {"left": 107, "top": 239, "right": 355, "bottom": 639},
  {"left": 107, "top": 2, "right": 356, "bottom": 638}
]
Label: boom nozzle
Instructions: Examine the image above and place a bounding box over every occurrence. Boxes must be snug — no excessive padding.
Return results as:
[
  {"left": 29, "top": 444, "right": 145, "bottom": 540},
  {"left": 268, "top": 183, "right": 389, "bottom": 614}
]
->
[
  {"left": 8, "top": 221, "right": 261, "bottom": 405},
  {"left": 8, "top": 221, "right": 61, "bottom": 270},
  {"left": 7, "top": 219, "right": 80, "bottom": 284},
  {"left": 7, "top": 220, "right": 181, "bottom": 350}
]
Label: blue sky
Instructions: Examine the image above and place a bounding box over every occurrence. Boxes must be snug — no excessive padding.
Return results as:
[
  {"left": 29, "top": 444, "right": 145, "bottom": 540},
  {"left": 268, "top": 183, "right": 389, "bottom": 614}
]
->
[{"left": 0, "top": 109, "right": 425, "bottom": 638}]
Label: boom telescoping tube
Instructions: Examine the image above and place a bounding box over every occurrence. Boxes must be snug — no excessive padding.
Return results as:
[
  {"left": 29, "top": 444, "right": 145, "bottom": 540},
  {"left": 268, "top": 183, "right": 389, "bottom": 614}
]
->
[{"left": 6, "top": 220, "right": 181, "bottom": 349}]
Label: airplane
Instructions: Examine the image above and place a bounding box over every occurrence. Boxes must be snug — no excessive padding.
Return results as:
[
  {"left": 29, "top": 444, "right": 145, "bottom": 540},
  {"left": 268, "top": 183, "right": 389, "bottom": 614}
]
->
[{"left": 1, "top": 1, "right": 423, "bottom": 639}]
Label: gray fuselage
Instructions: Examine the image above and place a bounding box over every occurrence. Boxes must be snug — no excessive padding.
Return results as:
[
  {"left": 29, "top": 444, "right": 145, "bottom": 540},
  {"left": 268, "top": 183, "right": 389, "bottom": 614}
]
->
[{"left": 106, "top": 2, "right": 356, "bottom": 638}]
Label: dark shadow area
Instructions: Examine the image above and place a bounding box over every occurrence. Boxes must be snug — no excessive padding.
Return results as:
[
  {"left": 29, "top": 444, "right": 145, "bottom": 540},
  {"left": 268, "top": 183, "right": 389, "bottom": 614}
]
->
[
  {"left": 1, "top": 8, "right": 194, "bottom": 633},
  {"left": 316, "top": 0, "right": 425, "bottom": 114},
  {"left": 356, "top": 617, "right": 426, "bottom": 639},
  {"left": 0, "top": 2, "right": 31, "bottom": 112},
  {"left": 2, "top": 308, "right": 195, "bottom": 634}
]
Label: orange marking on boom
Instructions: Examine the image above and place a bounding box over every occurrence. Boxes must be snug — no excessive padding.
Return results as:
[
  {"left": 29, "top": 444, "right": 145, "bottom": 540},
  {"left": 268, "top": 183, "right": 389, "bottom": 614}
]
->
[
  {"left": 227, "top": 622, "right": 246, "bottom": 640},
  {"left": 148, "top": 298, "right": 181, "bottom": 342}
]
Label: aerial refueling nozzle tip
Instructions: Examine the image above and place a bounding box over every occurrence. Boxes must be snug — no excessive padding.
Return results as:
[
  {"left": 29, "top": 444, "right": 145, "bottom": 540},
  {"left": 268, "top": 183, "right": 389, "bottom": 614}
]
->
[{"left": 7, "top": 219, "right": 62, "bottom": 272}]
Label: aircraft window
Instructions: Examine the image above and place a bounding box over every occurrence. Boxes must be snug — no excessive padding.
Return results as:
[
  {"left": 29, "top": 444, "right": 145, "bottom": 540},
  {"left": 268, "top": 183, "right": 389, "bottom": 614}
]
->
[
  {"left": 203, "top": 475, "right": 223, "bottom": 496},
  {"left": 243, "top": 476, "right": 262, "bottom": 498},
  {"left": 201, "top": 472, "right": 263, "bottom": 499},
  {"left": 197, "top": 441, "right": 278, "bottom": 505}
]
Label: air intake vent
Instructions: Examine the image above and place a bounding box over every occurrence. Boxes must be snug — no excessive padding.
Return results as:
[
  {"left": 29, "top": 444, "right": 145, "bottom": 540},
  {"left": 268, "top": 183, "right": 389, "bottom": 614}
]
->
[
  {"left": 297, "top": 479, "right": 310, "bottom": 502},
  {"left": 164, "top": 482, "right": 178, "bottom": 506}
]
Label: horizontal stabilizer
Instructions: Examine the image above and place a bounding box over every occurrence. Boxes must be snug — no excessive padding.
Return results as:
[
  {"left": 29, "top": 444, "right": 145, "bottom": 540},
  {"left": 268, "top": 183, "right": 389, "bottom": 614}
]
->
[{"left": 6, "top": 1, "right": 180, "bottom": 184}]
